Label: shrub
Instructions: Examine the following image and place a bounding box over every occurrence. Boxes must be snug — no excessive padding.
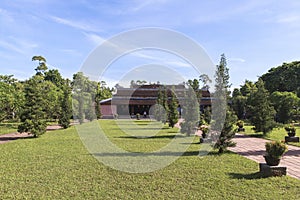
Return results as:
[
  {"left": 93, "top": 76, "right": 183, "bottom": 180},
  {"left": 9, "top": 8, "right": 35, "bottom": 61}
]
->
[
  {"left": 236, "top": 120, "right": 244, "bottom": 128},
  {"left": 265, "top": 141, "right": 288, "bottom": 159}
]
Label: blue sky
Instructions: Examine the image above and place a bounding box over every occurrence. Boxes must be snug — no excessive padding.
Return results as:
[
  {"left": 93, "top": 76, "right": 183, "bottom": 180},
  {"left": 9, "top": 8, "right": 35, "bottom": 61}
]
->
[{"left": 1, "top": 0, "right": 300, "bottom": 89}]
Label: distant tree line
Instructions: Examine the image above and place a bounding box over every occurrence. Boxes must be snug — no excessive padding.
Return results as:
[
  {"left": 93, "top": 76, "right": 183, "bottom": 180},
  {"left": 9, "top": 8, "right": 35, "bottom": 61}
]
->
[
  {"left": 0, "top": 56, "right": 113, "bottom": 137},
  {"left": 232, "top": 61, "right": 300, "bottom": 135}
]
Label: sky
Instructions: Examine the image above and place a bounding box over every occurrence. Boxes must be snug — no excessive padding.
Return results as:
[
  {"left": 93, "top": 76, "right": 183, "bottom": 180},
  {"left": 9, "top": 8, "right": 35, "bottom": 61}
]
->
[{"left": 1, "top": 0, "right": 300, "bottom": 89}]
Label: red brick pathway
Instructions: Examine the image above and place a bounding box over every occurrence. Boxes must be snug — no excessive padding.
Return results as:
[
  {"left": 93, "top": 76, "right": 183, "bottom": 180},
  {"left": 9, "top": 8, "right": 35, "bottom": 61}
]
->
[{"left": 229, "top": 134, "right": 300, "bottom": 180}]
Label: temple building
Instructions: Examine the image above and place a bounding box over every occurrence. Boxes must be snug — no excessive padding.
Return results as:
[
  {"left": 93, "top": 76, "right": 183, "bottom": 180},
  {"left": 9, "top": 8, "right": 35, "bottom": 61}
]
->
[{"left": 100, "top": 84, "right": 211, "bottom": 118}]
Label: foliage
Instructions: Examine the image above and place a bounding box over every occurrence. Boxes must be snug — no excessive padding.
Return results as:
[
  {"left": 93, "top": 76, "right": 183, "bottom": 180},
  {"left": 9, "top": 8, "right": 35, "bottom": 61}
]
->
[
  {"left": 180, "top": 87, "right": 199, "bottom": 136},
  {"left": 154, "top": 86, "right": 169, "bottom": 123},
  {"left": 18, "top": 75, "right": 48, "bottom": 137},
  {"left": 58, "top": 82, "right": 72, "bottom": 129},
  {"left": 232, "top": 80, "right": 256, "bottom": 119},
  {"left": 0, "top": 75, "right": 25, "bottom": 122},
  {"left": 95, "top": 81, "right": 113, "bottom": 119},
  {"left": 270, "top": 91, "right": 300, "bottom": 123},
  {"left": 284, "top": 124, "right": 296, "bottom": 136},
  {"left": 265, "top": 141, "right": 288, "bottom": 159},
  {"left": 32, "top": 55, "right": 48, "bottom": 75},
  {"left": 168, "top": 88, "right": 179, "bottom": 128},
  {"left": 213, "top": 54, "right": 237, "bottom": 153},
  {"left": 261, "top": 61, "right": 300, "bottom": 96},
  {"left": 236, "top": 120, "right": 244, "bottom": 128},
  {"left": 214, "top": 109, "right": 238, "bottom": 153},
  {"left": 72, "top": 72, "right": 112, "bottom": 123},
  {"left": 248, "top": 78, "right": 276, "bottom": 135}
]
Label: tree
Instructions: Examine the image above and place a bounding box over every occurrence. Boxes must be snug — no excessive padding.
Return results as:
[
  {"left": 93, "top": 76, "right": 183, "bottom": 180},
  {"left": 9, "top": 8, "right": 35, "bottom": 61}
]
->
[
  {"left": 94, "top": 81, "right": 113, "bottom": 119},
  {"left": 18, "top": 75, "right": 47, "bottom": 137},
  {"left": 0, "top": 75, "right": 24, "bottom": 121},
  {"left": 270, "top": 91, "right": 299, "bottom": 123},
  {"left": 180, "top": 86, "right": 199, "bottom": 136},
  {"left": 213, "top": 54, "right": 237, "bottom": 153},
  {"left": 32, "top": 55, "right": 48, "bottom": 75},
  {"left": 261, "top": 61, "right": 300, "bottom": 96},
  {"left": 168, "top": 88, "right": 179, "bottom": 128},
  {"left": 59, "top": 80, "right": 72, "bottom": 128},
  {"left": 248, "top": 78, "right": 275, "bottom": 135},
  {"left": 199, "top": 74, "right": 212, "bottom": 89},
  {"left": 231, "top": 88, "right": 247, "bottom": 119},
  {"left": 45, "top": 69, "right": 64, "bottom": 89},
  {"left": 154, "top": 86, "right": 164, "bottom": 121}
]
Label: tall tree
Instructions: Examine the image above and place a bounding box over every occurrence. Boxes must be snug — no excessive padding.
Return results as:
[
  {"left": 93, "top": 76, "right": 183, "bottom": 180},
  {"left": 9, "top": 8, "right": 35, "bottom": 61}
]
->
[
  {"left": 248, "top": 78, "right": 275, "bottom": 135},
  {"left": 32, "top": 55, "right": 48, "bottom": 75},
  {"left": 18, "top": 75, "right": 47, "bottom": 137},
  {"left": 260, "top": 61, "right": 300, "bottom": 96},
  {"left": 154, "top": 86, "right": 163, "bottom": 121},
  {"left": 213, "top": 54, "right": 237, "bottom": 153},
  {"left": 0, "top": 75, "right": 24, "bottom": 121},
  {"left": 270, "top": 91, "right": 299, "bottom": 124},
  {"left": 180, "top": 86, "right": 199, "bottom": 136},
  {"left": 168, "top": 87, "right": 179, "bottom": 128},
  {"left": 58, "top": 80, "right": 72, "bottom": 128}
]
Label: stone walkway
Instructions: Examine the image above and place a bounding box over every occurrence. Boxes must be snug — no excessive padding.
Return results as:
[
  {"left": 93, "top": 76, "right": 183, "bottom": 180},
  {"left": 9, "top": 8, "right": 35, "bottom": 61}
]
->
[
  {"left": 229, "top": 134, "right": 300, "bottom": 180},
  {"left": 0, "top": 124, "right": 64, "bottom": 144}
]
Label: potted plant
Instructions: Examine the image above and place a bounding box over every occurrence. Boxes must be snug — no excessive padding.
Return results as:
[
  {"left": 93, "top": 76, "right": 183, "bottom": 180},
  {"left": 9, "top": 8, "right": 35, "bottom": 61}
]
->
[
  {"left": 236, "top": 120, "right": 245, "bottom": 132},
  {"left": 200, "top": 125, "right": 209, "bottom": 138},
  {"left": 285, "top": 125, "right": 296, "bottom": 137},
  {"left": 136, "top": 113, "right": 140, "bottom": 120},
  {"left": 264, "top": 141, "right": 288, "bottom": 166}
]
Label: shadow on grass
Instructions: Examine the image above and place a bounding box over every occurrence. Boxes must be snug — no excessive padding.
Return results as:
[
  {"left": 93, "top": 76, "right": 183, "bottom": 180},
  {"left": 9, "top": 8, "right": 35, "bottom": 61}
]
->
[
  {"left": 228, "top": 172, "right": 263, "bottom": 180},
  {"left": 109, "top": 127, "right": 170, "bottom": 131},
  {"left": 116, "top": 134, "right": 182, "bottom": 139},
  {"left": 93, "top": 150, "right": 203, "bottom": 157},
  {"left": 0, "top": 135, "right": 35, "bottom": 141}
]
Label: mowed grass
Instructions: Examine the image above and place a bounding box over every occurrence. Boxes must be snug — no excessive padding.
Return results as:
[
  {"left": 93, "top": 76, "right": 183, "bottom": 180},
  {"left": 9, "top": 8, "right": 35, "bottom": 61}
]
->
[
  {"left": 242, "top": 125, "right": 300, "bottom": 147},
  {"left": 0, "top": 123, "right": 18, "bottom": 135},
  {"left": 0, "top": 120, "right": 299, "bottom": 199}
]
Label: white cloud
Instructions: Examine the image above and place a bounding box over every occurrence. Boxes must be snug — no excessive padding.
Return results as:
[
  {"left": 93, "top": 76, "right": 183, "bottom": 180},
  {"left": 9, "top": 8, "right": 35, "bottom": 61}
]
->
[
  {"left": 50, "top": 15, "right": 101, "bottom": 32},
  {"left": 0, "top": 8, "right": 14, "bottom": 22},
  {"left": 0, "top": 37, "right": 38, "bottom": 55},
  {"left": 164, "top": 61, "right": 192, "bottom": 68},
  {"left": 228, "top": 58, "right": 246, "bottom": 63},
  {"left": 84, "top": 32, "right": 106, "bottom": 46},
  {"left": 277, "top": 14, "right": 300, "bottom": 24}
]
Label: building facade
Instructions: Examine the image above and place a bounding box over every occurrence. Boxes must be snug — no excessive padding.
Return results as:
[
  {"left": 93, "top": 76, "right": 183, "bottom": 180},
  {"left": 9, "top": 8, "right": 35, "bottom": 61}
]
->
[{"left": 100, "top": 84, "right": 211, "bottom": 118}]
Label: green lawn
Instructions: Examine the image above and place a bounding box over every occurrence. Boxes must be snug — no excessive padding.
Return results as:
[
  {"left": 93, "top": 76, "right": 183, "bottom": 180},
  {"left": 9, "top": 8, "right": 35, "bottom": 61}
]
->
[
  {"left": 0, "top": 120, "right": 299, "bottom": 199},
  {"left": 0, "top": 123, "right": 19, "bottom": 135},
  {"left": 242, "top": 125, "right": 300, "bottom": 147}
]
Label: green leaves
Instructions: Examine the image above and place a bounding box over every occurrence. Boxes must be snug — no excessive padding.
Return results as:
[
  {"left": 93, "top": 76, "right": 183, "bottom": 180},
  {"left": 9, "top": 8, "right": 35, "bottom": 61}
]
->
[{"left": 248, "top": 79, "right": 275, "bottom": 135}]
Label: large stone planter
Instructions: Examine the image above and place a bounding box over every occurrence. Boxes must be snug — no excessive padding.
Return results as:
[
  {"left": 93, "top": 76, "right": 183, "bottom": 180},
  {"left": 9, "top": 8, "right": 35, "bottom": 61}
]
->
[{"left": 285, "top": 136, "right": 299, "bottom": 143}]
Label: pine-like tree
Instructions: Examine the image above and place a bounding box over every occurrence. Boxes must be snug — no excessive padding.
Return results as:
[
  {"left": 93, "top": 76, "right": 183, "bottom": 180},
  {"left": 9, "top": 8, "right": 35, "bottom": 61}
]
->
[
  {"left": 59, "top": 81, "right": 72, "bottom": 129},
  {"left": 161, "top": 86, "right": 169, "bottom": 124},
  {"left": 18, "top": 75, "right": 47, "bottom": 137},
  {"left": 154, "top": 86, "right": 163, "bottom": 121},
  {"left": 213, "top": 54, "right": 238, "bottom": 153},
  {"left": 248, "top": 78, "right": 275, "bottom": 134},
  {"left": 168, "top": 88, "right": 179, "bottom": 128},
  {"left": 180, "top": 87, "right": 199, "bottom": 136}
]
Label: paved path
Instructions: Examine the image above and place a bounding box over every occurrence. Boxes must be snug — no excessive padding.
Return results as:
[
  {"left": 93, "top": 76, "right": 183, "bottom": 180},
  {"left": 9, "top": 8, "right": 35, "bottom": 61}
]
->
[
  {"left": 0, "top": 124, "right": 64, "bottom": 144},
  {"left": 229, "top": 134, "right": 300, "bottom": 180}
]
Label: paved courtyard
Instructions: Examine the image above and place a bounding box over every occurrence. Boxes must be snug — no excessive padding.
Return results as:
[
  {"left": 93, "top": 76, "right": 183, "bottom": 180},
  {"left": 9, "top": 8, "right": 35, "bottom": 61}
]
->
[{"left": 229, "top": 134, "right": 300, "bottom": 180}]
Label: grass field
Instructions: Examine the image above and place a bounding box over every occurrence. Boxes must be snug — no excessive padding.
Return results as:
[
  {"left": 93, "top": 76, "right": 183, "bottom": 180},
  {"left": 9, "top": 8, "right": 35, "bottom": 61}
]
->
[
  {"left": 242, "top": 125, "right": 300, "bottom": 147},
  {"left": 0, "top": 120, "right": 300, "bottom": 199},
  {"left": 0, "top": 123, "right": 18, "bottom": 135}
]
